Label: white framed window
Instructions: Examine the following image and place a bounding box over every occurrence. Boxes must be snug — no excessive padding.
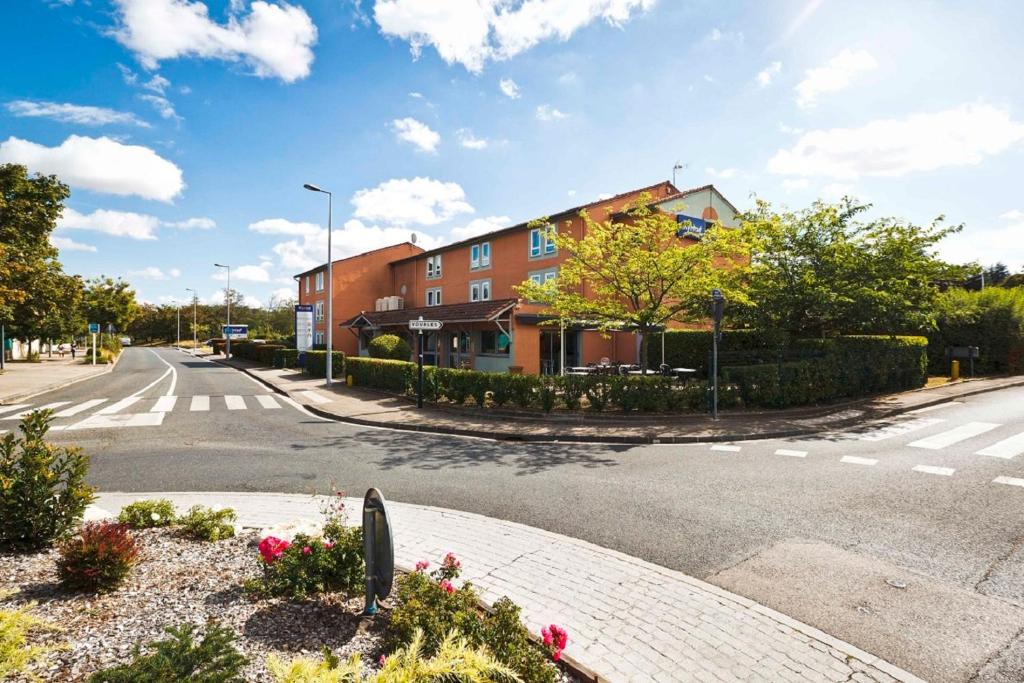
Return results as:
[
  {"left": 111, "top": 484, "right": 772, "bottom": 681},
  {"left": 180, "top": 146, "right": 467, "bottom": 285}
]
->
[
  {"left": 529, "top": 229, "right": 542, "bottom": 257},
  {"left": 426, "top": 254, "right": 442, "bottom": 279},
  {"left": 544, "top": 224, "right": 557, "bottom": 254},
  {"left": 426, "top": 287, "right": 442, "bottom": 307},
  {"left": 529, "top": 225, "right": 556, "bottom": 258},
  {"left": 315, "top": 331, "right": 324, "bottom": 345},
  {"left": 304, "top": 276, "right": 310, "bottom": 294},
  {"left": 529, "top": 267, "right": 558, "bottom": 285},
  {"left": 315, "top": 271, "right": 325, "bottom": 291},
  {"left": 470, "top": 279, "right": 492, "bottom": 302},
  {"left": 315, "top": 301, "right": 324, "bottom": 321},
  {"left": 470, "top": 241, "right": 491, "bottom": 270}
]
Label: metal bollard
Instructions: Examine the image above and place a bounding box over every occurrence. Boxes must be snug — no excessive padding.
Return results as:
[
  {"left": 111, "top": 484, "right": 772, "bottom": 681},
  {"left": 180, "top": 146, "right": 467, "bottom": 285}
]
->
[{"left": 951, "top": 359, "right": 960, "bottom": 381}]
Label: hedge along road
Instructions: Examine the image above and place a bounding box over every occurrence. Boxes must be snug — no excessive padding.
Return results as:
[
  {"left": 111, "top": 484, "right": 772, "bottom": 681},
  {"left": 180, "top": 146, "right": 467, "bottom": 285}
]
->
[{"left": 29, "top": 347, "right": 1024, "bottom": 682}]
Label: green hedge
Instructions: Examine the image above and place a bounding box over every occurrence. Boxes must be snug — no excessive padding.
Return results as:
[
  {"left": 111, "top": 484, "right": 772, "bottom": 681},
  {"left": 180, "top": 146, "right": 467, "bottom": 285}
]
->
[
  {"left": 302, "top": 350, "right": 345, "bottom": 377},
  {"left": 345, "top": 356, "right": 411, "bottom": 393},
  {"left": 927, "top": 288, "right": 1024, "bottom": 375},
  {"left": 274, "top": 348, "right": 300, "bottom": 369},
  {"left": 368, "top": 334, "right": 412, "bottom": 361},
  {"left": 648, "top": 329, "right": 781, "bottom": 375}
]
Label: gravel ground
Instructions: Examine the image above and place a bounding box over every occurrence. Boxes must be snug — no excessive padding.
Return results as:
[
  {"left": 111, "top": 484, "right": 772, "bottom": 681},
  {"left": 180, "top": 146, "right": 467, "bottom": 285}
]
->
[{"left": 0, "top": 528, "right": 386, "bottom": 682}]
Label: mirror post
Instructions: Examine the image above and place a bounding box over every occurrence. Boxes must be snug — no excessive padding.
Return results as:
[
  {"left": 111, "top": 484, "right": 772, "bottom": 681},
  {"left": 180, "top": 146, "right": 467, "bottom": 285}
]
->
[{"left": 363, "top": 503, "right": 377, "bottom": 615}]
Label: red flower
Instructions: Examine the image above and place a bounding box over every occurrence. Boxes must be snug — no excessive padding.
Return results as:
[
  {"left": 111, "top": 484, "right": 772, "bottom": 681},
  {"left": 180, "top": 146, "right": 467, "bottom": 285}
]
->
[
  {"left": 378, "top": 654, "right": 387, "bottom": 666},
  {"left": 302, "top": 546, "right": 312, "bottom": 555},
  {"left": 415, "top": 560, "right": 430, "bottom": 572},
  {"left": 553, "top": 650, "right": 562, "bottom": 662},
  {"left": 541, "top": 626, "right": 553, "bottom": 646},
  {"left": 258, "top": 536, "right": 291, "bottom": 565},
  {"left": 439, "top": 579, "right": 455, "bottom": 594}
]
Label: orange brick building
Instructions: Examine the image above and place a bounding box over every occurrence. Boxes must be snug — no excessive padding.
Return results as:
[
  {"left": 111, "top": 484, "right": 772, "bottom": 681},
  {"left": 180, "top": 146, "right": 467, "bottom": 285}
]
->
[{"left": 295, "top": 181, "right": 739, "bottom": 375}]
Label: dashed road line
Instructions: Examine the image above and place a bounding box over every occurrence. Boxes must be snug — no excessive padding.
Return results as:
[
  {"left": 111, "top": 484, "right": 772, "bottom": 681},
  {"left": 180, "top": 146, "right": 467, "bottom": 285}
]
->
[
  {"left": 993, "top": 476, "right": 1024, "bottom": 488},
  {"left": 775, "top": 448, "right": 807, "bottom": 458},
  {"left": 976, "top": 432, "right": 1024, "bottom": 460},
  {"left": 841, "top": 456, "right": 878, "bottom": 466},
  {"left": 710, "top": 444, "right": 742, "bottom": 452},
  {"left": 908, "top": 421, "right": 1000, "bottom": 450},
  {"left": 912, "top": 465, "right": 955, "bottom": 476}
]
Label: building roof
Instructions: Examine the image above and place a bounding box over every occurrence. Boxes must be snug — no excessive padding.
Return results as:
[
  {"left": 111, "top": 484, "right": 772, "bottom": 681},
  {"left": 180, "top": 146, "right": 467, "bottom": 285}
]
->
[
  {"left": 654, "top": 184, "right": 741, "bottom": 216},
  {"left": 340, "top": 298, "right": 519, "bottom": 328},
  {"left": 291, "top": 241, "right": 423, "bottom": 279},
  {"left": 387, "top": 180, "right": 681, "bottom": 265}
]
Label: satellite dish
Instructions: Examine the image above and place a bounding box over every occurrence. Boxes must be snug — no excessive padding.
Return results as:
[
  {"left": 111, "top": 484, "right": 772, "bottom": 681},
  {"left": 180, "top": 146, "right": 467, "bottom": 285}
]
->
[{"left": 410, "top": 233, "right": 417, "bottom": 244}]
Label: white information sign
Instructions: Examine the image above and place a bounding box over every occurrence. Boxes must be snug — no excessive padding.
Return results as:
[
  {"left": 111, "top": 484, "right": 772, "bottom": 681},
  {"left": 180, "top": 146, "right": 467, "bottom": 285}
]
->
[{"left": 295, "top": 305, "right": 314, "bottom": 351}]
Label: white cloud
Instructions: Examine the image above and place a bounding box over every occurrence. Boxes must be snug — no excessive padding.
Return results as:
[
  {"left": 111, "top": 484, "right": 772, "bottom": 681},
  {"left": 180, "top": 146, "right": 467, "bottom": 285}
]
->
[
  {"left": 250, "top": 217, "right": 321, "bottom": 237},
  {"left": 111, "top": 0, "right": 318, "bottom": 83},
  {"left": 409, "top": 91, "right": 424, "bottom": 98},
  {"left": 707, "top": 27, "right": 722, "bottom": 41},
  {"left": 242, "top": 294, "right": 263, "bottom": 308},
  {"left": 499, "top": 78, "right": 520, "bottom": 99},
  {"left": 938, "top": 213, "right": 1024, "bottom": 269},
  {"left": 351, "top": 177, "right": 473, "bottom": 227},
  {"left": 449, "top": 215, "right": 510, "bottom": 241},
  {"left": 769, "top": 104, "right": 1024, "bottom": 180},
  {"left": 781, "top": 178, "right": 809, "bottom": 192},
  {"left": 169, "top": 268, "right": 182, "bottom": 277},
  {"left": 536, "top": 104, "right": 568, "bottom": 121},
  {"left": 1000, "top": 209, "right": 1024, "bottom": 221},
  {"left": 334, "top": 219, "right": 442, "bottom": 258},
  {"left": 6, "top": 100, "right": 149, "bottom": 127},
  {"left": 795, "top": 48, "right": 877, "bottom": 108},
  {"left": 778, "top": 122, "right": 803, "bottom": 135},
  {"left": 163, "top": 217, "right": 216, "bottom": 229},
  {"left": 57, "top": 207, "right": 160, "bottom": 240},
  {"left": 756, "top": 61, "right": 781, "bottom": 88},
  {"left": 129, "top": 266, "right": 176, "bottom": 280},
  {"left": 139, "top": 94, "right": 179, "bottom": 120},
  {"left": 457, "top": 128, "right": 488, "bottom": 150},
  {"left": 821, "top": 183, "right": 855, "bottom": 200},
  {"left": 213, "top": 264, "right": 271, "bottom": 282},
  {"left": 705, "top": 166, "right": 738, "bottom": 179},
  {"left": 248, "top": 218, "right": 324, "bottom": 271},
  {"left": 392, "top": 117, "right": 440, "bottom": 153},
  {"left": 0, "top": 135, "right": 184, "bottom": 201},
  {"left": 374, "top": 0, "right": 654, "bottom": 73},
  {"left": 143, "top": 74, "right": 171, "bottom": 94},
  {"left": 50, "top": 235, "right": 98, "bottom": 252},
  {"left": 269, "top": 286, "right": 297, "bottom": 303}
]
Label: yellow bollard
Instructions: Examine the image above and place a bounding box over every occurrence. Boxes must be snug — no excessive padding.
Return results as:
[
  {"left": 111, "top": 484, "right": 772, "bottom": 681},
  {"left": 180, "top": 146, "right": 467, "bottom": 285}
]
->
[
  {"left": 951, "top": 359, "right": 960, "bottom": 381},
  {"left": 347, "top": 374, "right": 353, "bottom": 387}
]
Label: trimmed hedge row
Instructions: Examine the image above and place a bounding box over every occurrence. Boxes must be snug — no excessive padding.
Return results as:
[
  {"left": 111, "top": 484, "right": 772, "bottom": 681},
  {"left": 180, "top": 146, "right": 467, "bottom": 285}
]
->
[
  {"left": 927, "top": 287, "right": 1024, "bottom": 375},
  {"left": 302, "top": 350, "right": 345, "bottom": 377},
  {"left": 228, "top": 341, "right": 286, "bottom": 365},
  {"left": 648, "top": 329, "right": 781, "bottom": 375},
  {"left": 273, "top": 348, "right": 300, "bottom": 369}
]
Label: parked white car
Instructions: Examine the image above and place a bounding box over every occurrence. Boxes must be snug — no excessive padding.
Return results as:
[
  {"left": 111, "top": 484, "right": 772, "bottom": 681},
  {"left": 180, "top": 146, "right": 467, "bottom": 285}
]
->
[{"left": 120, "top": 336, "right": 132, "bottom": 346}]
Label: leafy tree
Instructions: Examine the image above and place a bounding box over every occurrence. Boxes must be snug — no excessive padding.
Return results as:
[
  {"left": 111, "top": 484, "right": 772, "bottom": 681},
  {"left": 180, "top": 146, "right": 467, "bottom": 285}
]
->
[
  {"left": 736, "top": 199, "right": 967, "bottom": 339},
  {"left": 515, "top": 194, "right": 754, "bottom": 371},
  {"left": 83, "top": 277, "right": 139, "bottom": 337}
]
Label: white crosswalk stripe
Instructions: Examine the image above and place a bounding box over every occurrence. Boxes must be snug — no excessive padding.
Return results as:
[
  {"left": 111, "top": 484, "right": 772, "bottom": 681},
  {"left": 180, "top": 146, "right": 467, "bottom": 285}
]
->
[
  {"left": 913, "top": 465, "right": 955, "bottom": 476},
  {"left": 151, "top": 396, "right": 177, "bottom": 413},
  {"left": 976, "top": 432, "right": 1024, "bottom": 460},
  {"left": 190, "top": 395, "right": 210, "bottom": 412},
  {"left": 855, "top": 417, "right": 945, "bottom": 442},
  {"left": 69, "top": 412, "right": 164, "bottom": 430},
  {"left": 224, "top": 395, "right": 246, "bottom": 410},
  {"left": 841, "top": 456, "right": 878, "bottom": 466},
  {"left": 775, "top": 449, "right": 807, "bottom": 458},
  {"left": 993, "top": 476, "right": 1024, "bottom": 488},
  {"left": 297, "top": 390, "right": 330, "bottom": 405},
  {"left": 2, "top": 402, "right": 71, "bottom": 419},
  {"left": 53, "top": 399, "right": 108, "bottom": 418},
  {"left": 908, "top": 422, "right": 1000, "bottom": 450},
  {"left": 255, "top": 394, "right": 280, "bottom": 409},
  {"left": 711, "top": 444, "right": 741, "bottom": 452},
  {"left": 96, "top": 397, "right": 141, "bottom": 415},
  {"left": 0, "top": 404, "right": 30, "bottom": 416}
]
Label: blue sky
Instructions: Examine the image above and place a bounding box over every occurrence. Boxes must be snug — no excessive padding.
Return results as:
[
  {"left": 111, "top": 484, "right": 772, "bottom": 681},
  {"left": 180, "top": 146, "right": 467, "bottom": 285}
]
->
[{"left": 3, "top": 0, "right": 1023, "bottom": 307}]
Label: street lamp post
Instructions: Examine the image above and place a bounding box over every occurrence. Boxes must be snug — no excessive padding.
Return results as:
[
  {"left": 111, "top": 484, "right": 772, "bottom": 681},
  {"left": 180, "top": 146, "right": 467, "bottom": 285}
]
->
[
  {"left": 185, "top": 288, "right": 198, "bottom": 356},
  {"left": 304, "top": 183, "right": 333, "bottom": 387},
  {"left": 710, "top": 289, "right": 726, "bottom": 420},
  {"left": 214, "top": 264, "right": 231, "bottom": 357}
]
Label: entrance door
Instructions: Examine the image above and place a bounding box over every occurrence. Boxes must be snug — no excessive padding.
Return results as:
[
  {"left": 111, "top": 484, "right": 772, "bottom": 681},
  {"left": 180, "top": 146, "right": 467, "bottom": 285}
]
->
[
  {"left": 539, "top": 330, "right": 580, "bottom": 375},
  {"left": 448, "top": 331, "right": 471, "bottom": 368}
]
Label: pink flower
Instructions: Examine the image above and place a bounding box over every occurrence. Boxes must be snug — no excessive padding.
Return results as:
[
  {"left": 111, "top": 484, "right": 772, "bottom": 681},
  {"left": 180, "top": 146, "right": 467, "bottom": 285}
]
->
[
  {"left": 324, "top": 541, "right": 334, "bottom": 549},
  {"left": 439, "top": 579, "right": 455, "bottom": 594},
  {"left": 443, "top": 552, "right": 461, "bottom": 569},
  {"left": 258, "top": 536, "right": 291, "bottom": 565},
  {"left": 378, "top": 654, "right": 387, "bottom": 666},
  {"left": 415, "top": 560, "right": 430, "bottom": 572},
  {"left": 302, "top": 546, "right": 312, "bottom": 555},
  {"left": 541, "top": 626, "right": 553, "bottom": 647},
  {"left": 552, "top": 650, "right": 562, "bottom": 662}
]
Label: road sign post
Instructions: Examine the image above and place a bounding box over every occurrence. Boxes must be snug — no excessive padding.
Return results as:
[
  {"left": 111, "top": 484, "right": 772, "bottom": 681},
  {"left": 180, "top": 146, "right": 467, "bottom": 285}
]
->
[
  {"left": 88, "top": 323, "right": 100, "bottom": 366},
  {"left": 409, "top": 317, "right": 442, "bottom": 409},
  {"left": 710, "top": 290, "right": 726, "bottom": 420}
]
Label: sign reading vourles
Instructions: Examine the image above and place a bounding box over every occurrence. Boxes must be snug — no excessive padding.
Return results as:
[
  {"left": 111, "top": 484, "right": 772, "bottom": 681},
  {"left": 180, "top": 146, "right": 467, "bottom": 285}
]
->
[
  {"left": 222, "top": 325, "right": 248, "bottom": 340},
  {"left": 409, "top": 319, "right": 443, "bottom": 331},
  {"left": 294, "top": 304, "right": 314, "bottom": 351}
]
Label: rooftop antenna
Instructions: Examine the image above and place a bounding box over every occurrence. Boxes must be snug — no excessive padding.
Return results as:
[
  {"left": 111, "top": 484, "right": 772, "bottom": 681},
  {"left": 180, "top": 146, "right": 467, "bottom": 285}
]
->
[
  {"left": 672, "top": 162, "right": 687, "bottom": 187},
  {"left": 410, "top": 232, "right": 417, "bottom": 244}
]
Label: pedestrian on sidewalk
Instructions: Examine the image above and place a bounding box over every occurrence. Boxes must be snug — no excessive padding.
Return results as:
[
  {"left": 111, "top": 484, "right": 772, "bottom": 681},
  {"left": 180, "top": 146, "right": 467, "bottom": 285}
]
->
[
  {"left": 57, "top": 343, "right": 66, "bottom": 359},
  {"left": 70, "top": 341, "right": 77, "bottom": 360}
]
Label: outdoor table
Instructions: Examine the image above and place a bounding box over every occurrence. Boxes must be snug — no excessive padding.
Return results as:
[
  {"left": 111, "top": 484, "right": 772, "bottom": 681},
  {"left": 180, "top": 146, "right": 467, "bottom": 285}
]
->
[{"left": 627, "top": 369, "right": 660, "bottom": 375}]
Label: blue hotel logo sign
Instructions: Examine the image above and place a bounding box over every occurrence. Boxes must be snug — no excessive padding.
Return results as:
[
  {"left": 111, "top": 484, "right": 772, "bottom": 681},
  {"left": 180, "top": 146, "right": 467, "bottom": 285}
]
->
[{"left": 676, "top": 214, "right": 709, "bottom": 238}]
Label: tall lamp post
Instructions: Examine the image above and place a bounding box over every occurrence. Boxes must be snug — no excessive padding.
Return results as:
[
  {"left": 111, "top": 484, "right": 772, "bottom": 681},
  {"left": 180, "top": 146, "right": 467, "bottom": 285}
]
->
[
  {"left": 185, "top": 288, "right": 198, "bottom": 356},
  {"left": 214, "top": 263, "right": 231, "bottom": 357},
  {"left": 710, "top": 289, "right": 726, "bottom": 420},
  {"left": 303, "top": 183, "right": 334, "bottom": 387}
]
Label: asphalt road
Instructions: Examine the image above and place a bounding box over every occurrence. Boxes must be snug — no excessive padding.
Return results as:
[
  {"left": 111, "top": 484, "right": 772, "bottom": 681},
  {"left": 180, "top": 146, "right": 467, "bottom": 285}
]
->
[{"left": 10, "top": 347, "right": 1024, "bottom": 682}]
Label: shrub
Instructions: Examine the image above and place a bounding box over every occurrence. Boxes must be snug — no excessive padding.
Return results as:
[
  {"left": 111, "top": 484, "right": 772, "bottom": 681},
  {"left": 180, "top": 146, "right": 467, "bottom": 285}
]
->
[
  {"left": 584, "top": 375, "right": 612, "bottom": 412},
  {"left": 178, "top": 505, "right": 237, "bottom": 542},
  {"left": 508, "top": 375, "right": 539, "bottom": 409},
  {"left": 389, "top": 554, "right": 558, "bottom": 683},
  {"left": 0, "top": 601, "right": 58, "bottom": 679},
  {"left": 117, "top": 499, "right": 176, "bottom": 529},
  {"left": 302, "top": 350, "right": 345, "bottom": 378},
  {"left": 928, "top": 287, "right": 1024, "bottom": 375},
  {"left": 557, "top": 375, "right": 588, "bottom": 410},
  {"left": 489, "top": 374, "right": 515, "bottom": 408},
  {"left": 436, "top": 368, "right": 476, "bottom": 405},
  {"left": 256, "top": 344, "right": 286, "bottom": 365},
  {"left": 245, "top": 521, "right": 363, "bottom": 601},
  {"left": 0, "top": 411, "right": 94, "bottom": 551},
  {"left": 87, "top": 623, "right": 248, "bottom": 683},
  {"left": 368, "top": 334, "right": 412, "bottom": 361},
  {"left": 274, "top": 348, "right": 300, "bottom": 369},
  {"left": 650, "top": 329, "right": 781, "bottom": 376},
  {"left": 56, "top": 522, "right": 139, "bottom": 592},
  {"left": 345, "top": 357, "right": 413, "bottom": 393},
  {"left": 469, "top": 373, "right": 490, "bottom": 408},
  {"left": 537, "top": 379, "right": 556, "bottom": 413}
]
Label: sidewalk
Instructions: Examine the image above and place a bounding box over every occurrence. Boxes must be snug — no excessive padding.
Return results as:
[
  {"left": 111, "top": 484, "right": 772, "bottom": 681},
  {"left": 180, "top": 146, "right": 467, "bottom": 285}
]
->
[
  {"left": 213, "top": 354, "right": 1024, "bottom": 444},
  {"left": 89, "top": 491, "right": 923, "bottom": 683},
  {"left": 0, "top": 354, "right": 114, "bottom": 404}
]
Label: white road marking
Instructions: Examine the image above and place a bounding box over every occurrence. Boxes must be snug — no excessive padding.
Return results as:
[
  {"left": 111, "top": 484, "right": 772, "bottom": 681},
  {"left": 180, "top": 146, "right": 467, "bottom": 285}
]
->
[
  {"left": 68, "top": 412, "right": 165, "bottom": 430},
  {"left": 147, "top": 349, "right": 178, "bottom": 397},
  {"left": 297, "top": 390, "right": 330, "bottom": 405},
  {"left": 53, "top": 399, "right": 108, "bottom": 418},
  {"left": 96, "top": 397, "right": 141, "bottom": 415},
  {"left": 255, "top": 394, "right": 280, "bottom": 409},
  {"left": 224, "top": 395, "right": 246, "bottom": 410},
  {"left": 855, "top": 417, "right": 945, "bottom": 442},
  {"left": 775, "top": 449, "right": 807, "bottom": 458},
  {"left": 977, "top": 432, "right": 1024, "bottom": 460},
  {"left": 710, "top": 444, "right": 741, "bottom": 452},
  {"left": 0, "top": 404, "right": 30, "bottom": 416},
  {"left": 908, "top": 422, "right": 1000, "bottom": 450},
  {"left": 913, "top": 465, "right": 955, "bottom": 476},
  {"left": 190, "top": 395, "right": 210, "bottom": 412},
  {"left": 0, "top": 429, "right": 7, "bottom": 434},
  {"left": 909, "top": 401, "right": 962, "bottom": 414},
  {"left": 151, "top": 396, "right": 178, "bottom": 413},
  {"left": 841, "top": 456, "right": 878, "bottom": 466},
  {"left": 2, "top": 402, "right": 70, "bottom": 419},
  {"left": 993, "top": 476, "right": 1024, "bottom": 488},
  {"left": 278, "top": 394, "right": 334, "bottom": 422}
]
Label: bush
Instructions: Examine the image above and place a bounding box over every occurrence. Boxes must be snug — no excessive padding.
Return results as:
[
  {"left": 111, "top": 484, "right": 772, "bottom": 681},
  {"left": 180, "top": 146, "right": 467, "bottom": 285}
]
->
[
  {"left": 302, "top": 351, "right": 345, "bottom": 378},
  {"left": 388, "top": 554, "right": 558, "bottom": 683},
  {"left": 537, "top": 379, "right": 556, "bottom": 413},
  {"left": 56, "top": 522, "right": 139, "bottom": 592},
  {"left": 508, "top": 374, "right": 540, "bottom": 409},
  {"left": 178, "top": 505, "right": 237, "bottom": 542},
  {"left": 489, "top": 374, "right": 515, "bottom": 408},
  {"left": 928, "top": 287, "right": 1024, "bottom": 375},
  {"left": 584, "top": 375, "right": 612, "bottom": 412},
  {"left": 256, "top": 344, "right": 286, "bottom": 365},
  {"left": 650, "top": 329, "right": 781, "bottom": 376},
  {"left": 435, "top": 368, "right": 476, "bottom": 405},
  {"left": 117, "top": 498, "right": 176, "bottom": 529},
  {"left": 245, "top": 519, "right": 364, "bottom": 601},
  {"left": 88, "top": 623, "right": 248, "bottom": 683},
  {"left": 368, "top": 334, "right": 413, "bottom": 361},
  {"left": 274, "top": 348, "right": 300, "bottom": 369},
  {"left": 345, "top": 357, "right": 414, "bottom": 393},
  {"left": 0, "top": 601, "right": 57, "bottom": 679},
  {"left": 0, "top": 411, "right": 94, "bottom": 551},
  {"left": 556, "top": 375, "right": 588, "bottom": 410}
]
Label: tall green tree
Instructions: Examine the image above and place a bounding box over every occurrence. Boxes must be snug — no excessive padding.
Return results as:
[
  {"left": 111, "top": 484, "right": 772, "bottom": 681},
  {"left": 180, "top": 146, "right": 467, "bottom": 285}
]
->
[
  {"left": 83, "top": 277, "right": 139, "bottom": 336},
  {"left": 515, "top": 194, "right": 755, "bottom": 371},
  {"left": 736, "top": 199, "right": 968, "bottom": 339}
]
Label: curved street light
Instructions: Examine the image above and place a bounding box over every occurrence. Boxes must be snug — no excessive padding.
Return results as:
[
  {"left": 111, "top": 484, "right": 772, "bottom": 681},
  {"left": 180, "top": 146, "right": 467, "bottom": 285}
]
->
[{"left": 304, "top": 183, "right": 333, "bottom": 386}]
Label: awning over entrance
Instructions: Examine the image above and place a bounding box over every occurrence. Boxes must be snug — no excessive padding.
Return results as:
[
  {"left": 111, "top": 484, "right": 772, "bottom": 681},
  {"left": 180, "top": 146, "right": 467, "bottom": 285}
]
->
[{"left": 340, "top": 298, "right": 518, "bottom": 329}]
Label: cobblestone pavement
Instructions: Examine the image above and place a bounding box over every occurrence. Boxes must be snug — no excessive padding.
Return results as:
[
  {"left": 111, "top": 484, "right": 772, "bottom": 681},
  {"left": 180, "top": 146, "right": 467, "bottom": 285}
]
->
[{"left": 91, "top": 492, "right": 925, "bottom": 683}]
